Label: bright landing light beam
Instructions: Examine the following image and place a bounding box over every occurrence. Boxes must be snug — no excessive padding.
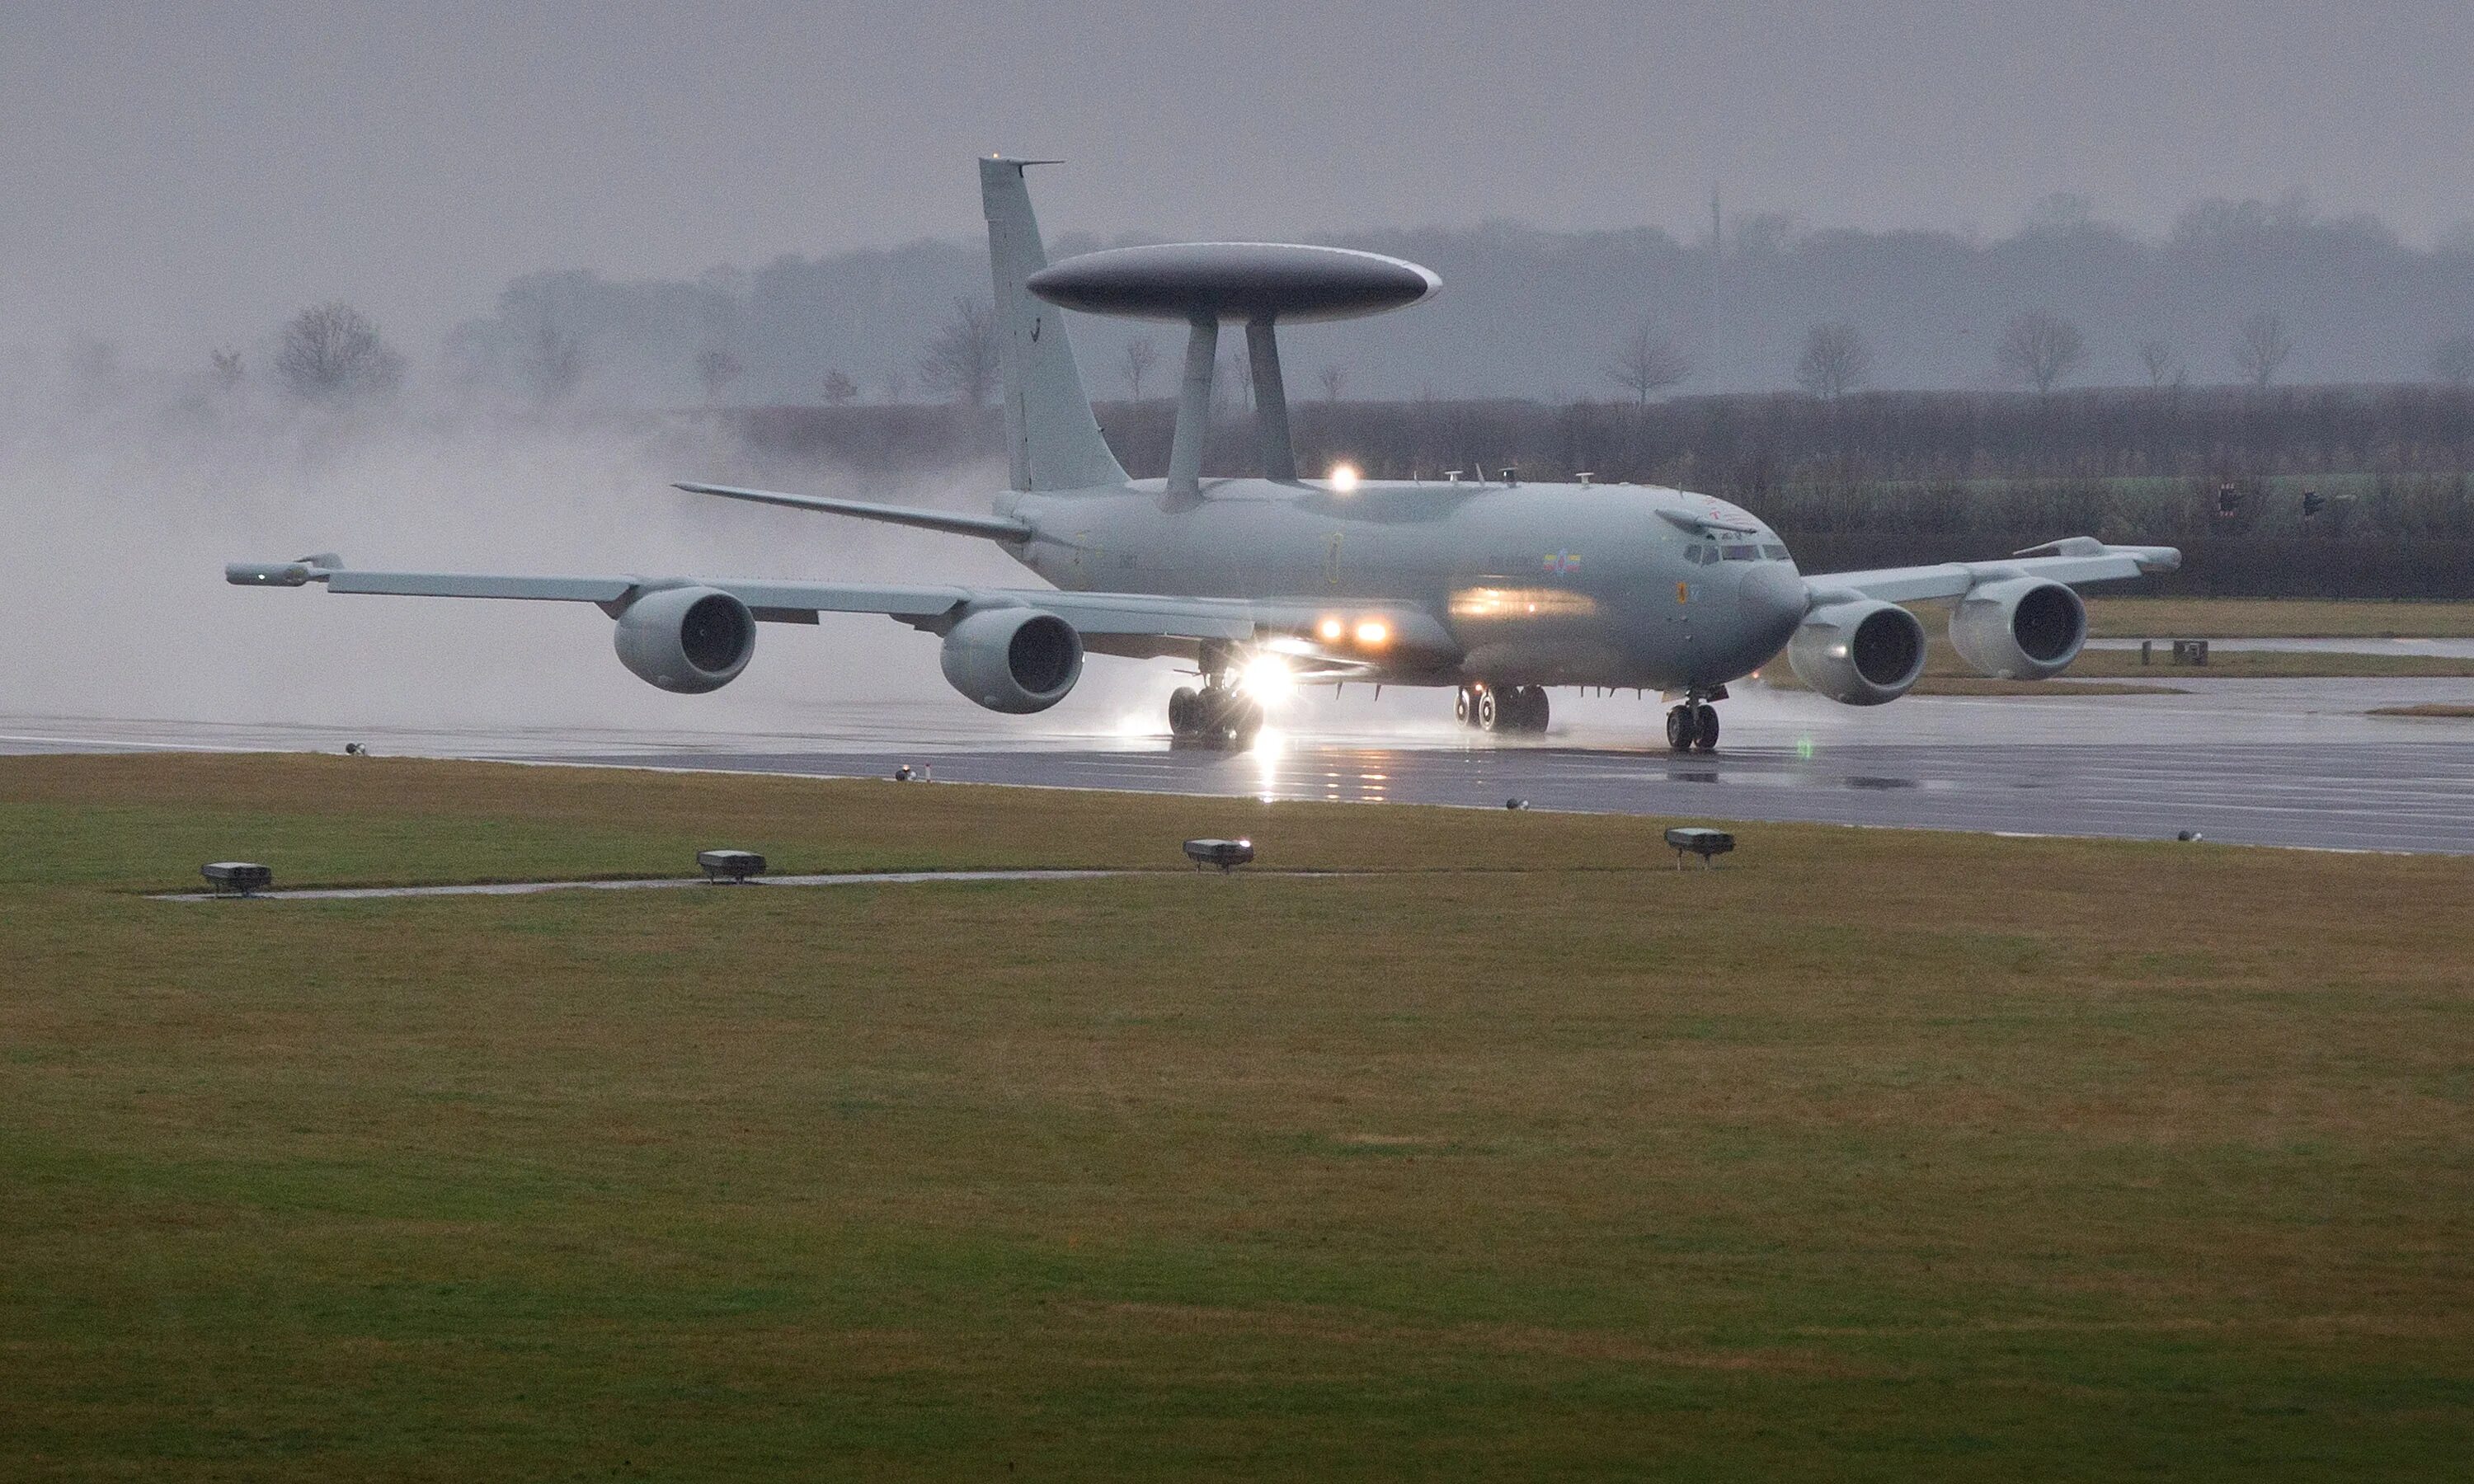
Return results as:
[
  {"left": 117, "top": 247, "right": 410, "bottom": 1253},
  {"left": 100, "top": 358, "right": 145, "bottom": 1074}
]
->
[{"left": 1240, "top": 654, "right": 1296, "bottom": 702}]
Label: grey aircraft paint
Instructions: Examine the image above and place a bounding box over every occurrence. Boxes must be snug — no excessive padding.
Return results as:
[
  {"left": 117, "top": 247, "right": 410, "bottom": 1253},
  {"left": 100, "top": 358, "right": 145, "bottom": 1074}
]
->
[
  {"left": 995, "top": 477, "right": 1805, "bottom": 689},
  {"left": 224, "top": 157, "right": 2178, "bottom": 741}
]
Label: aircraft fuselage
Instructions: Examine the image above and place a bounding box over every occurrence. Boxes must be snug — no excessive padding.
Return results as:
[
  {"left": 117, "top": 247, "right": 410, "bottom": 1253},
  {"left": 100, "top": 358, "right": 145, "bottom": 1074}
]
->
[{"left": 999, "top": 475, "right": 1808, "bottom": 691}]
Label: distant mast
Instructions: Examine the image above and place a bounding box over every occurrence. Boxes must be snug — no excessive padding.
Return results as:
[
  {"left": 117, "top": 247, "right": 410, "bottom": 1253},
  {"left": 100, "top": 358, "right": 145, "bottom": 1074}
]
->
[{"left": 1706, "top": 183, "right": 1724, "bottom": 395}]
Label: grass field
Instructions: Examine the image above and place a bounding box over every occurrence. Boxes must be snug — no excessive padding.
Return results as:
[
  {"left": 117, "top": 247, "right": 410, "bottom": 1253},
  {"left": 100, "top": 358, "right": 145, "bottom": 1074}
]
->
[
  {"left": 5, "top": 754, "right": 2472, "bottom": 1480},
  {"left": 2370, "top": 704, "right": 2474, "bottom": 719},
  {"left": 2085, "top": 598, "right": 2474, "bottom": 639}
]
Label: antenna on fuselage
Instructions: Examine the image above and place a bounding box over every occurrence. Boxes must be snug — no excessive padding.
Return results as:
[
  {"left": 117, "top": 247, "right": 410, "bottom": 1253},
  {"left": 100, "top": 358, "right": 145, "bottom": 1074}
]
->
[{"left": 1026, "top": 242, "right": 1441, "bottom": 494}]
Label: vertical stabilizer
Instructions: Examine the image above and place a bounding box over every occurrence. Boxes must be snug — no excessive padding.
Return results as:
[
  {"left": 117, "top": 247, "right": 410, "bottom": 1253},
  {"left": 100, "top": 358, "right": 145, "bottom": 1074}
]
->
[{"left": 981, "top": 157, "right": 1128, "bottom": 492}]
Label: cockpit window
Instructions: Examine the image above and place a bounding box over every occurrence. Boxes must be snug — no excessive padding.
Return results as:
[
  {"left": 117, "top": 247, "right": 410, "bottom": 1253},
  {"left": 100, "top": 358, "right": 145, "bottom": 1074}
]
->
[
  {"left": 1721, "top": 544, "right": 1757, "bottom": 561},
  {"left": 1696, "top": 545, "right": 1721, "bottom": 566},
  {"left": 1761, "top": 543, "right": 1790, "bottom": 561}
]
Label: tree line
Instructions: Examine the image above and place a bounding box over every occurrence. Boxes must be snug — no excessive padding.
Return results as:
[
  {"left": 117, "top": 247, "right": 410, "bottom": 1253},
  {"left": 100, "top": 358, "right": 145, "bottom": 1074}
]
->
[{"left": 431, "top": 190, "right": 2474, "bottom": 406}]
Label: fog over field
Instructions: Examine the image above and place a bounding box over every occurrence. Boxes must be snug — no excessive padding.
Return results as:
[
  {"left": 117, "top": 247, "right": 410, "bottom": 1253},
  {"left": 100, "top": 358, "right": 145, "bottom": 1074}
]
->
[
  {"left": 7, "top": 1, "right": 2474, "bottom": 724},
  {"left": 0, "top": 369, "right": 1183, "bottom": 733}
]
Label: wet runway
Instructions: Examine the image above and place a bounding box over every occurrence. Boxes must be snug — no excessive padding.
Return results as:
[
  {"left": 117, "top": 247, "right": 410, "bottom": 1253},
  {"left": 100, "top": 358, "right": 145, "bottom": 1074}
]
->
[
  {"left": 7, "top": 675, "right": 2472, "bottom": 856},
  {"left": 541, "top": 740, "right": 2474, "bottom": 856}
]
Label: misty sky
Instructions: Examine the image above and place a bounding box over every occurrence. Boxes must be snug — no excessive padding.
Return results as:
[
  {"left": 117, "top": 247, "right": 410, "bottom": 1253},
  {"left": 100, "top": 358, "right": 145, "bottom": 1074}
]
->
[{"left": 7, "top": 1, "right": 2472, "bottom": 363}]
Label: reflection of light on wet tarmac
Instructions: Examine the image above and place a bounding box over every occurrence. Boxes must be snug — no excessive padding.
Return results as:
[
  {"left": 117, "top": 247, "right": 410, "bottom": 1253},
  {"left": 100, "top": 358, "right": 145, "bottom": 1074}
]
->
[{"left": 1252, "top": 726, "right": 1286, "bottom": 800}]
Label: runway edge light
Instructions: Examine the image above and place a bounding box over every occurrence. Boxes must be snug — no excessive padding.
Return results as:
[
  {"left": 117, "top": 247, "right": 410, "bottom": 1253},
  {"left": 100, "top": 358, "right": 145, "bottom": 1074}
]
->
[
  {"left": 202, "top": 862, "right": 273, "bottom": 897},
  {"left": 1183, "top": 838, "right": 1255, "bottom": 871},
  {"left": 698, "top": 849, "right": 767, "bottom": 883},
  {"left": 1663, "top": 828, "right": 1734, "bottom": 870}
]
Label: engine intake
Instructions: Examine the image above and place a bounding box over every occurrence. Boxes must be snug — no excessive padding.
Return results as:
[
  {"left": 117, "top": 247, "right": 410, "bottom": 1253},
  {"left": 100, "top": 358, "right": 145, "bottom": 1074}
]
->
[
  {"left": 939, "top": 608, "right": 1083, "bottom": 713},
  {"left": 613, "top": 585, "right": 755, "bottom": 693},
  {"left": 1950, "top": 577, "right": 2086, "bottom": 679},
  {"left": 1786, "top": 599, "right": 1927, "bottom": 706}
]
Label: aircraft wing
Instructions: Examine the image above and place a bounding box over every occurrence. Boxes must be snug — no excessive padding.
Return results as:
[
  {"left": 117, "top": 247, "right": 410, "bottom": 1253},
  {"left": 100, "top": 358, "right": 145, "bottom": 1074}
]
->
[
  {"left": 1799, "top": 537, "right": 2180, "bottom": 606},
  {"left": 223, "top": 555, "right": 1418, "bottom": 646}
]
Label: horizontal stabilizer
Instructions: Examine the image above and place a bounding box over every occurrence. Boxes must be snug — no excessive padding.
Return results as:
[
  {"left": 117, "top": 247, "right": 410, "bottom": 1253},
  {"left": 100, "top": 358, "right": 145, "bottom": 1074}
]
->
[{"left": 677, "top": 482, "right": 1036, "bottom": 542}]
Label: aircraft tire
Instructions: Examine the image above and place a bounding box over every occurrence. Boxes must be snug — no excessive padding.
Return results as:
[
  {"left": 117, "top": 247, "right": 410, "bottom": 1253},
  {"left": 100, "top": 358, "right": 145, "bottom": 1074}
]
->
[
  {"left": 1519, "top": 686, "right": 1550, "bottom": 733},
  {"left": 1454, "top": 685, "right": 1475, "bottom": 726},
  {"left": 1475, "top": 688, "right": 1503, "bottom": 732},
  {"left": 1693, "top": 704, "right": 1720, "bottom": 752},
  {"left": 1665, "top": 706, "right": 1693, "bottom": 752},
  {"left": 1168, "top": 687, "right": 1202, "bottom": 740}
]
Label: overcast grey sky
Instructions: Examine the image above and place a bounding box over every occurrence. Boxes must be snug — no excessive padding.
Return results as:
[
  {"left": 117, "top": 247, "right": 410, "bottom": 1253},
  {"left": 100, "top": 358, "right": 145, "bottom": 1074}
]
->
[{"left": 6, "top": 1, "right": 2470, "bottom": 360}]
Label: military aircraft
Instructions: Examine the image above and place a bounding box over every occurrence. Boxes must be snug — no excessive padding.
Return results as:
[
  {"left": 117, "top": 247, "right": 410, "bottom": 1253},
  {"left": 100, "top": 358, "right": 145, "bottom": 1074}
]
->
[{"left": 229, "top": 157, "right": 2180, "bottom": 752}]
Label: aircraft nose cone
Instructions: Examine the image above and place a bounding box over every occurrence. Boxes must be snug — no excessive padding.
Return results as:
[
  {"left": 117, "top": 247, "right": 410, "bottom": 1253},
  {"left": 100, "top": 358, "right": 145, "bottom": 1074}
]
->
[{"left": 1740, "top": 563, "right": 1808, "bottom": 646}]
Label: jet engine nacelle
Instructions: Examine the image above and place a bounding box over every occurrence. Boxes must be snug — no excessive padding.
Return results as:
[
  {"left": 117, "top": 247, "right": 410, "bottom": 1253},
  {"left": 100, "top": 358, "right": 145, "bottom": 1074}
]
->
[
  {"left": 613, "top": 585, "right": 755, "bottom": 693},
  {"left": 1786, "top": 599, "right": 1928, "bottom": 706},
  {"left": 939, "top": 608, "right": 1083, "bottom": 713},
  {"left": 1949, "top": 577, "right": 2086, "bottom": 679}
]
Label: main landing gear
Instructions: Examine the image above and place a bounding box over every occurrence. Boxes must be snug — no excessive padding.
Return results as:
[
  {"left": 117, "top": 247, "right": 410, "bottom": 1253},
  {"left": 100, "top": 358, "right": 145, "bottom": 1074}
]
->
[
  {"left": 1665, "top": 693, "right": 1720, "bottom": 753},
  {"left": 1168, "top": 678, "right": 1263, "bottom": 749},
  {"left": 1456, "top": 683, "right": 1549, "bottom": 735}
]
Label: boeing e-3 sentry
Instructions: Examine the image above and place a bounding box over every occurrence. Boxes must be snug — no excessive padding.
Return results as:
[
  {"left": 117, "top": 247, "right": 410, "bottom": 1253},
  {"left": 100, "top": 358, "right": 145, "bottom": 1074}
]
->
[{"left": 228, "top": 158, "right": 2180, "bottom": 751}]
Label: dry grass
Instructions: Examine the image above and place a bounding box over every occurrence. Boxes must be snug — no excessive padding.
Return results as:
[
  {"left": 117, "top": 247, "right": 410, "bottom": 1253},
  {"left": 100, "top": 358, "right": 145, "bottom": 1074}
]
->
[
  {"left": 4, "top": 754, "right": 2472, "bottom": 1479},
  {"left": 1900, "top": 676, "right": 2187, "bottom": 697},
  {"left": 2371, "top": 703, "right": 2474, "bottom": 719},
  {"left": 2086, "top": 597, "right": 2474, "bottom": 639}
]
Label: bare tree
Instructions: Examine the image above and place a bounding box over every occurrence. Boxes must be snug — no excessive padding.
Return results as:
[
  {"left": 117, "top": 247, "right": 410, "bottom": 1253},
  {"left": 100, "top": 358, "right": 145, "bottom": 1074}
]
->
[
  {"left": 1994, "top": 309, "right": 2086, "bottom": 394},
  {"left": 1121, "top": 336, "right": 1158, "bottom": 400},
  {"left": 1605, "top": 319, "right": 1691, "bottom": 404},
  {"left": 821, "top": 369, "right": 858, "bottom": 405},
  {"left": 208, "top": 346, "right": 245, "bottom": 392},
  {"left": 1318, "top": 364, "right": 1348, "bottom": 402},
  {"left": 1793, "top": 322, "right": 1871, "bottom": 400},
  {"left": 2137, "top": 339, "right": 2185, "bottom": 389},
  {"left": 917, "top": 298, "right": 998, "bottom": 406},
  {"left": 694, "top": 348, "right": 743, "bottom": 404},
  {"left": 877, "top": 367, "right": 909, "bottom": 404},
  {"left": 2435, "top": 332, "right": 2474, "bottom": 389},
  {"left": 521, "top": 312, "right": 585, "bottom": 406},
  {"left": 1217, "top": 350, "right": 1253, "bottom": 415},
  {"left": 2232, "top": 312, "right": 2293, "bottom": 388},
  {"left": 274, "top": 302, "right": 404, "bottom": 404}
]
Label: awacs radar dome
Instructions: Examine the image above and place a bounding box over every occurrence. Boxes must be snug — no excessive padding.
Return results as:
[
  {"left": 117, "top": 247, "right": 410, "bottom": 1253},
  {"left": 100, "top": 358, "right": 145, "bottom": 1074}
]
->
[{"left": 1028, "top": 242, "right": 1441, "bottom": 323}]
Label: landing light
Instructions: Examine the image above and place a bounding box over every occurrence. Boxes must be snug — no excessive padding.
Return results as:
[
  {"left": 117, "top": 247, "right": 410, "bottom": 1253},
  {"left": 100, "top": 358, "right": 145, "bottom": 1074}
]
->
[
  {"left": 1317, "top": 616, "right": 1346, "bottom": 642},
  {"left": 1329, "top": 463, "right": 1360, "bottom": 493},
  {"left": 1240, "top": 655, "right": 1296, "bottom": 701},
  {"left": 1354, "top": 619, "right": 1390, "bottom": 646}
]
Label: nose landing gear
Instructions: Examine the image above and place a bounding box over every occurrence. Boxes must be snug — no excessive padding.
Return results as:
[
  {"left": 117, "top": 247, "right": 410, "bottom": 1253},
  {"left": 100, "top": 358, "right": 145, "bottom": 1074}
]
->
[{"left": 1665, "top": 692, "right": 1720, "bottom": 752}]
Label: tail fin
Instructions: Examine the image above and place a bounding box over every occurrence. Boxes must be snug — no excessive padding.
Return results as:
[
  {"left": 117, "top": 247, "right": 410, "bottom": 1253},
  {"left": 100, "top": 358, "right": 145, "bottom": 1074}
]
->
[{"left": 981, "top": 157, "right": 1128, "bottom": 492}]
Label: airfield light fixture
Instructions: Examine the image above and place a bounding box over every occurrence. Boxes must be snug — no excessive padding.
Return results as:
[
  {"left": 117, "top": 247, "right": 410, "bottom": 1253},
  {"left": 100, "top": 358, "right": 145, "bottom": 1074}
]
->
[
  {"left": 201, "top": 862, "right": 273, "bottom": 897},
  {"left": 1354, "top": 619, "right": 1390, "bottom": 647},
  {"left": 1183, "top": 838, "right": 1256, "bottom": 871},
  {"left": 1663, "top": 828, "right": 1736, "bottom": 869},
  {"left": 1329, "top": 463, "right": 1360, "bottom": 493},
  {"left": 697, "top": 849, "right": 767, "bottom": 883}
]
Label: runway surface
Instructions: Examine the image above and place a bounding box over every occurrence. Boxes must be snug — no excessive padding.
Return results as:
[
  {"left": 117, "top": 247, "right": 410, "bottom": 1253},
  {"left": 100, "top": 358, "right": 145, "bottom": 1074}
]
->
[{"left": 8, "top": 675, "right": 2472, "bottom": 856}]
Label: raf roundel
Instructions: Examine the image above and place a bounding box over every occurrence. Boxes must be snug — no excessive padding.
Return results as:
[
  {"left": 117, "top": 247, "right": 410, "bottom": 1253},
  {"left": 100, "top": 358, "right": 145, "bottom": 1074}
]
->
[{"left": 1027, "top": 242, "right": 1442, "bottom": 325}]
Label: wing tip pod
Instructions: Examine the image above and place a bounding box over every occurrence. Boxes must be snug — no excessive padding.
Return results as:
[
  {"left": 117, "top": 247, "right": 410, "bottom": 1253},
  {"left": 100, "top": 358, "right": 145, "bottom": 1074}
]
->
[{"left": 226, "top": 553, "right": 340, "bottom": 587}]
